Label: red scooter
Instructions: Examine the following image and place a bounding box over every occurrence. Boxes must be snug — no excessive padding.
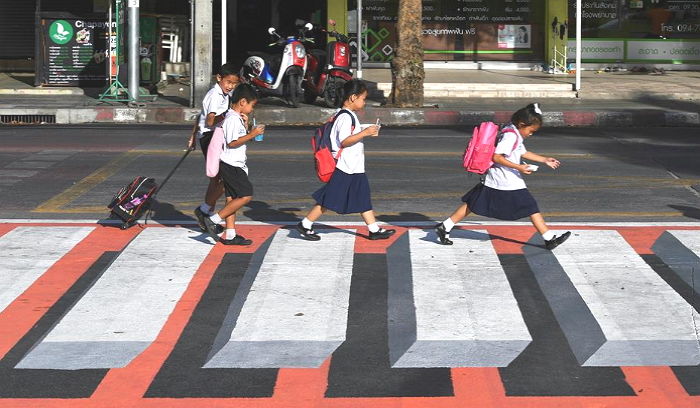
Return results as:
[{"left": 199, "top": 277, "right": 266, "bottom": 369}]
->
[{"left": 303, "top": 20, "right": 353, "bottom": 108}]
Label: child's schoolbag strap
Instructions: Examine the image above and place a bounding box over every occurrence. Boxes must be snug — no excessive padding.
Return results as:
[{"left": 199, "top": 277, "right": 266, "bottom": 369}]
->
[
  {"left": 333, "top": 109, "right": 356, "bottom": 158},
  {"left": 500, "top": 128, "right": 520, "bottom": 154}
]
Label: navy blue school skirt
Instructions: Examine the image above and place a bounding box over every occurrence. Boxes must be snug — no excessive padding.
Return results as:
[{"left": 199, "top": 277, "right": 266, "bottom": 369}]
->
[
  {"left": 462, "top": 183, "right": 540, "bottom": 221},
  {"left": 312, "top": 169, "right": 373, "bottom": 214}
]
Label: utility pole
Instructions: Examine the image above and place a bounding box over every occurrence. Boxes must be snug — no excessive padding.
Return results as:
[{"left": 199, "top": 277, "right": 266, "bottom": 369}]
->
[
  {"left": 356, "top": 0, "right": 362, "bottom": 79},
  {"left": 192, "top": 0, "right": 213, "bottom": 109},
  {"left": 127, "top": 0, "right": 140, "bottom": 103}
]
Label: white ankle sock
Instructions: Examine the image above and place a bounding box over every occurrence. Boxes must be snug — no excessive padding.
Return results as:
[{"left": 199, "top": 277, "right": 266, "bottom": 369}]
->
[
  {"left": 301, "top": 217, "right": 313, "bottom": 230},
  {"left": 443, "top": 218, "right": 455, "bottom": 232},
  {"left": 226, "top": 228, "right": 236, "bottom": 240},
  {"left": 199, "top": 203, "right": 211, "bottom": 213},
  {"left": 367, "top": 222, "right": 380, "bottom": 233},
  {"left": 542, "top": 230, "right": 555, "bottom": 241},
  {"left": 210, "top": 214, "right": 222, "bottom": 224}
]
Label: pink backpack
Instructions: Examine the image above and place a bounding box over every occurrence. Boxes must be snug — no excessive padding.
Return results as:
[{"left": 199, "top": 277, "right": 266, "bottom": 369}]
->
[
  {"left": 463, "top": 122, "right": 518, "bottom": 174},
  {"left": 206, "top": 127, "right": 225, "bottom": 178}
]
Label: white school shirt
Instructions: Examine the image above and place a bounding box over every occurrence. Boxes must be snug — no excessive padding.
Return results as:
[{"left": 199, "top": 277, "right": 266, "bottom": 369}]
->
[
  {"left": 484, "top": 124, "right": 527, "bottom": 191},
  {"left": 197, "top": 84, "right": 231, "bottom": 137},
  {"left": 330, "top": 109, "right": 364, "bottom": 174},
  {"left": 219, "top": 111, "right": 248, "bottom": 174}
]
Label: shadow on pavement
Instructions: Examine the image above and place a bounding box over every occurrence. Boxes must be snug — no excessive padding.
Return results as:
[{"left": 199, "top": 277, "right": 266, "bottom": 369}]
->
[{"left": 668, "top": 205, "right": 700, "bottom": 220}]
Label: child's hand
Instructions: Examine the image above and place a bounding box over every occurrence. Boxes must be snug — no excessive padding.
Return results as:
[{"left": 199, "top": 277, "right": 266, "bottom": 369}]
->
[
  {"left": 544, "top": 157, "right": 561, "bottom": 169},
  {"left": 251, "top": 125, "right": 265, "bottom": 136},
  {"left": 187, "top": 134, "right": 196, "bottom": 151},
  {"left": 363, "top": 125, "right": 380, "bottom": 137},
  {"left": 518, "top": 164, "right": 533, "bottom": 175},
  {"left": 240, "top": 113, "right": 249, "bottom": 128}
]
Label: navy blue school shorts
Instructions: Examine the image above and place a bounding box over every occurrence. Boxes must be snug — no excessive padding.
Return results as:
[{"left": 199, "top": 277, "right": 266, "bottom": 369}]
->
[
  {"left": 219, "top": 162, "right": 253, "bottom": 198},
  {"left": 199, "top": 131, "right": 214, "bottom": 158}
]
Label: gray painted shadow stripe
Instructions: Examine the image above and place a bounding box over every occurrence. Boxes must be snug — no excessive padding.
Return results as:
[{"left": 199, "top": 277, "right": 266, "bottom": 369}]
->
[
  {"left": 386, "top": 232, "right": 416, "bottom": 367},
  {"left": 653, "top": 231, "right": 700, "bottom": 298},
  {"left": 204, "top": 234, "right": 273, "bottom": 367},
  {"left": 522, "top": 235, "right": 606, "bottom": 366}
]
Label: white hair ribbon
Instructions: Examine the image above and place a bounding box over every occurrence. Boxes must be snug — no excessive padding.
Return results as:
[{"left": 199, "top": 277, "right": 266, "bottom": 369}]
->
[{"left": 533, "top": 103, "right": 542, "bottom": 115}]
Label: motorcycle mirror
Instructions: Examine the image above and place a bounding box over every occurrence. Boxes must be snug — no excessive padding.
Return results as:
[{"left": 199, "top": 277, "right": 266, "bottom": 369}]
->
[
  {"left": 267, "top": 27, "right": 276, "bottom": 35},
  {"left": 304, "top": 23, "right": 313, "bottom": 31}
]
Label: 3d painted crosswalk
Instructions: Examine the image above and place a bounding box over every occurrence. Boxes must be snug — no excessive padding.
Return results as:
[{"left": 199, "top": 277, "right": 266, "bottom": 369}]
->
[
  {"left": 524, "top": 230, "right": 700, "bottom": 367},
  {"left": 205, "top": 229, "right": 356, "bottom": 368},
  {"left": 1, "top": 224, "right": 699, "bottom": 372},
  {"left": 16, "top": 228, "right": 214, "bottom": 369},
  {"left": 387, "top": 229, "right": 531, "bottom": 367},
  {"left": 0, "top": 226, "right": 94, "bottom": 313}
]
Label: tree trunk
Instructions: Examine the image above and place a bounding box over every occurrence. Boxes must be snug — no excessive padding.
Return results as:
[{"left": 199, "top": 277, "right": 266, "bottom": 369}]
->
[{"left": 390, "top": 0, "right": 424, "bottom": 107}]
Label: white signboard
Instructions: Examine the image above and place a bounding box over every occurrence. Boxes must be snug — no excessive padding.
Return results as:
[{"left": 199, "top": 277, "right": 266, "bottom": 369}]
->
[
  {"left": 567, "top": 40, "right": 624, "bottom": 61},
  {"left": 626, "top": 40, "right": 700, "bottom": 62}
]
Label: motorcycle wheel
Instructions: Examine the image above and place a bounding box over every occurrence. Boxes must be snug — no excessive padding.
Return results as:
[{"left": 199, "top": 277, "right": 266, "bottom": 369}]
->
[
  {"left": 324, "top": 77, "right": 345, "bottom": 108},
  {"left": 303, "top": 87, "right": 317, "bottom": 105},
  {"left": 284, "top": 74, "right": 301, "bottom": 108}
]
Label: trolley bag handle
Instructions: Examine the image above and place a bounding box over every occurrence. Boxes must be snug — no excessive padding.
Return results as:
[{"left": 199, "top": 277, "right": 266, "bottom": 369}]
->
[
  {"left": 143, "top": 148, "right": 192, "bottom": 225},
  {"left": 153, "top": 148, "right": 192, "bottom": 197}
]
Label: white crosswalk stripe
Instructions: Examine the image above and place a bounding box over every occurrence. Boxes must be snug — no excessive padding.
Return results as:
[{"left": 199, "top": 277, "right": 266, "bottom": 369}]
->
[
  {"left": 387, "top": 229, "right": 531, "bottom": 367},
  {"left": 205, "top": 229, "right": 356, "bottom": 368},
  {"left": 16, "top": 228, "right": 214, "bottom": 369},
  {"left": 0, "top": 226, "right": 94, "bottom": 313},
  {"left": 526, "top": 230, "right": 700, "bottom": 367}
]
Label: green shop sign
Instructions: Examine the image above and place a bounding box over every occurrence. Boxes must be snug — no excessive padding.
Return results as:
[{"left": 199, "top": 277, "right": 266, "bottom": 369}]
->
[{"left": 49, "top": 20, "right": 74, "bottom": 44}]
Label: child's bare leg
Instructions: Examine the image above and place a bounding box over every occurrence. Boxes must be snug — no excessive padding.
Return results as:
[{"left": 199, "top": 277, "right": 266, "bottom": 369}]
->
[
  {"left": 204, "top": 177, "right": 224, "bottom": 210},
  {"left": 360, "top": 210, "right": 376, "bottom": 225},
  {"left": 217, "top": 196, "right": 252, "bottom": 219},
  {"left": 529, "top": 212, "right": 548, "bottom": 234},
  {"left": 225, "top": 197, "right": 236, "bottom": 231},
  {"left": 305, "top": 204, "right": 327, "bottom": 222},
  {"left": 530, "top": 212, "right": 571, "bottom": 249},
  {"left": 448, "top": 203, "right": 470, "bottom": 224}
]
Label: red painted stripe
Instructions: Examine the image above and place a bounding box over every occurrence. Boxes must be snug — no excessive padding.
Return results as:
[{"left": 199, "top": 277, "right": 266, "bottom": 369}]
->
[{"left": 0, "top": 225, "right": 140, "bottom": 360}]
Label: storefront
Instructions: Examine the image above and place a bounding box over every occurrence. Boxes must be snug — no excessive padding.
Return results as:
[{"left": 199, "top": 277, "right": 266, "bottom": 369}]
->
[
  {"left": 567, "top": 0, "right": 700, "bottom": 65},
  {"left": 327, "top": 0, "right": 698, "bottom": 67}
]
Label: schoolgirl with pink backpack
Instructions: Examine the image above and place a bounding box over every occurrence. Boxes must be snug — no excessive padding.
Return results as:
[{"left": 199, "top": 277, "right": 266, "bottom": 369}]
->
[{"left": 436, "top": 103, "right": 571, "bottom": 250}]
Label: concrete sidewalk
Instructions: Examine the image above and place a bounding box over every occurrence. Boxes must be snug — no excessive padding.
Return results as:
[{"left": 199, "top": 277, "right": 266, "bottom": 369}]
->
[{"left": 0, "top": 69, "right": 698, "bottom": 126}]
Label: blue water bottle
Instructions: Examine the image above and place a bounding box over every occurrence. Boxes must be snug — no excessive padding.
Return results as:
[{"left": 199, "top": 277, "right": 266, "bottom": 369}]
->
[{"left": 253, "top": 117, "right": 264, "bottom": 142}]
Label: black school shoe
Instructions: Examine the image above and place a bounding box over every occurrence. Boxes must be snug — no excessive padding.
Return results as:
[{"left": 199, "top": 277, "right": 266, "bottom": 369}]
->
[
  {"left": 368, "top": 228, "right": 396, "bottom": 240},
  {"left": 221, "top": 235, "right": 252, "bottom": 246},
  {"left": 195, "top": 207, "right": 224, "bottom": 234},
  {"left": 202, "top": 216, "right": 221, "bottom": 242},
  {"left": 296, "top": 222, "right": 321, "bottom": 241},
  {"left": 545, "top": 231, "right": 571, "bottom": 250},
  {"left": 194, "top": 207, "right": 207, "bottom": 231},
  {"left": 435, "top": 223, "right": 453, "bottom": 245}
]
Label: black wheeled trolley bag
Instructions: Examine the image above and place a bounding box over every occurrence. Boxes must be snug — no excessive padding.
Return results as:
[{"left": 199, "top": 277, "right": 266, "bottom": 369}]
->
[{"left": 107, "top": 149, "right": 192, "bottom": 229}]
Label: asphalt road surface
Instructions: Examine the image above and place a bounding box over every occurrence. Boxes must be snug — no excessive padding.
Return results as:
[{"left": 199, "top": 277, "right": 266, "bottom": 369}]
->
[{"left": 0, "top": 124, "right": 698, "bottom": 222}]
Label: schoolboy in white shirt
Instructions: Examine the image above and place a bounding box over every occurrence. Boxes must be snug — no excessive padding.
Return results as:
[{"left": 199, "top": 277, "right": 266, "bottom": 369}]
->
[
  {"left": 189, "top": 63, "right": 240, "bottom": 233},
  {"left": 202, "top": 84, "right": 264, "bottom": 245}
]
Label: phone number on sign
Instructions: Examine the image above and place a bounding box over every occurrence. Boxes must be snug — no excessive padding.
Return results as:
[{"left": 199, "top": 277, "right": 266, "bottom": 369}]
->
[{"left": 661, "top": 24, "right": 700, "bottom": 33}]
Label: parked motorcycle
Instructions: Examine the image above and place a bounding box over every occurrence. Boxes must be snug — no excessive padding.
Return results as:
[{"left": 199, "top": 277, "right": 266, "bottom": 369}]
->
[
  {"left": 303, "top": 20, "right": 353, "bottom": 108},
  {"left": 241, "top": 23, "right": 313, "bottom": 108}
]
